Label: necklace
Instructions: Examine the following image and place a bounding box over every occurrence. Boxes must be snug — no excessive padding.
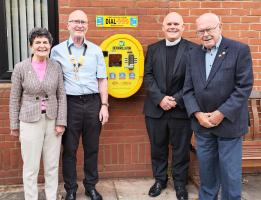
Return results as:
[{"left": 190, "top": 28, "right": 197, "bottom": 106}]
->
[{"left": 67, "top": 40, "right": 87, "bottom": 80}]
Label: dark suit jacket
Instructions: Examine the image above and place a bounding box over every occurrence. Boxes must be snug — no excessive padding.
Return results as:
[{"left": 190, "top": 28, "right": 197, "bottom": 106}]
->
[
  {"left": 183, "top": 37, "right": 253, "bottom": 138},
  {"left": 143, "top": 38, "right": 197, "bottom": 119}
]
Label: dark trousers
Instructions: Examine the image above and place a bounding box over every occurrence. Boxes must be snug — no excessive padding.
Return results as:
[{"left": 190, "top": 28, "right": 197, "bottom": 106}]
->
[
  {"left": 145, "top": 116, "right": 192, "bottom": 188},
  {"left": 196, "top": 131, "right": 242, "bottom": 200},
  {"left": 62, "top": 94, "right": 101, "bottom": 192}
]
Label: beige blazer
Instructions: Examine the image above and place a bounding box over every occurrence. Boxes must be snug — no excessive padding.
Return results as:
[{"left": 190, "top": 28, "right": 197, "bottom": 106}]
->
[{"left": 9, "top": 58, "right": 67, "bottom": 130}]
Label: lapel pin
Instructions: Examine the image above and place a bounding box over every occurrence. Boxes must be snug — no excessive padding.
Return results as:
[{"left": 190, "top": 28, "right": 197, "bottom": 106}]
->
[{"left": 218, "top": 51, "right": 226, "bottom": 58}]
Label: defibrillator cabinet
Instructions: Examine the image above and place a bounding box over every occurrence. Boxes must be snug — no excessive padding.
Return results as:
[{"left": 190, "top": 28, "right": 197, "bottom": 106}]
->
[{"left": 100, "top": 34, "right": 144, "bottom": 98}]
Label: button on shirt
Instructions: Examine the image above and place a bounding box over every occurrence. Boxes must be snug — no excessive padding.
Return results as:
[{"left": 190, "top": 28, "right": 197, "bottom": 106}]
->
[
  {"left": 205, "top": 36, "right": 222, "bottom": 79},
  {"left": 51, "top": 37, "right": 107, "bottom": 95}
]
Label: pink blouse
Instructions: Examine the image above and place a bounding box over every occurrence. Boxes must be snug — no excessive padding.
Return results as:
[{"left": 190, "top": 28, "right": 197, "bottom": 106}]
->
[{"left": 32, "top": 60, "right": 47, "bottom": 111}]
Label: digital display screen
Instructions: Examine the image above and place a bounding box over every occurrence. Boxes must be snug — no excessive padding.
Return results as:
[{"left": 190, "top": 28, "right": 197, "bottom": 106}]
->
[{"left": 109, "top": 54, "right": 122, "bottom": 67}]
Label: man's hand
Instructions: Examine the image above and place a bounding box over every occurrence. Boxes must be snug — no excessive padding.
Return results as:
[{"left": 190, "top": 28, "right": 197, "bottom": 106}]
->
[
  {"left": 208, "top": 110, "right": 224, "bottom": 126},
  {"left": 159, "top": 96, "right": 177, "bottom": 111},
  {"left": 194, "top": 112, "right": 215, "bottom": 128},
  {"left": 10, "top": 129, "right": 19, "bottom": 137},
  {"left": 99, "top": 105, "right": 109, "bottom": 125}
]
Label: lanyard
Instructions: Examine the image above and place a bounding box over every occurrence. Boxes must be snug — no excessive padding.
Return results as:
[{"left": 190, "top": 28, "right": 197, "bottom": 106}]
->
[{"left": 67, "top": 40, "right": 87, "bottom": 80}]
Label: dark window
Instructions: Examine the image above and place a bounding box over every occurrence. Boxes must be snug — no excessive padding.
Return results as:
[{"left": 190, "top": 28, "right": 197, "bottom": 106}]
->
[{"left": 0, "top": 0, "right": 59, "bottom": 82}]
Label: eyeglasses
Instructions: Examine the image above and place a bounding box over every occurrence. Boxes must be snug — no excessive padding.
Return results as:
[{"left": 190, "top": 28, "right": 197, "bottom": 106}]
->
[
  {"left": 68, "top": 20, "right": 88, "bottom": 25},
  {"left": 196, "top": 23, "right": 220, "bottom": 36}
]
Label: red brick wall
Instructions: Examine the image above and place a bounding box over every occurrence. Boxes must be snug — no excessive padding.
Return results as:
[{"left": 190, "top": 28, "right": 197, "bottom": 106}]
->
[{"left": 1, "top": 0, "right": 261, "bottom": 185}]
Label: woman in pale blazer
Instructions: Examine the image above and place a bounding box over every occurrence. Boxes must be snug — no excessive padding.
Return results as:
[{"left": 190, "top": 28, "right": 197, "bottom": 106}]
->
[{"left": 9, "top": 27, "right": 67, "bottom": 200}]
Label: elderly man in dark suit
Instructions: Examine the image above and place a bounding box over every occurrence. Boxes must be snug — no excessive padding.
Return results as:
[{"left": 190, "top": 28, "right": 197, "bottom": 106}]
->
[
  {"left": 143, "top": 12, "right": 196, "bottom": 200},
  {"left": 183, "top": 13, "right": 253, "bottom": 200}
]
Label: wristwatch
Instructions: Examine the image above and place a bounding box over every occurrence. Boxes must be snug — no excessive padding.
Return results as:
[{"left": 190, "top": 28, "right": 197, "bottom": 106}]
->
[{"left": 101, "top": 102, "right": 109, "bottom": 107}]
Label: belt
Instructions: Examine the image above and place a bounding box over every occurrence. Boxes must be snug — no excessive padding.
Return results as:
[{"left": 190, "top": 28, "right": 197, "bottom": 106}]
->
[
  {"left": 67, "top": 94, "right": 98, "bottom": 99},
  {"left": 41, "top": 110, "right": 46, "bottom": 114}
]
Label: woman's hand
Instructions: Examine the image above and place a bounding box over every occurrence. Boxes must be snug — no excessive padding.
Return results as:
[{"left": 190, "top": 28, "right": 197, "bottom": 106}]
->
[
  {"left": 55, "top": 125, "right": 65, "bottom": 136},
  {"left": 10, "top": 129, "right": 19, "bottom": 137}
]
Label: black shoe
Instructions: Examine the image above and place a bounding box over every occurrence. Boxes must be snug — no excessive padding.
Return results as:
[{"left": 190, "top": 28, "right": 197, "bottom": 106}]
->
[
  {"left": 65, "top": 192, "right": 76, "bottom": 200},
  {"left": 148, "top": 181, "right": 167, "bottom": 197},
  {"left": 85, "top": 188, "right": 103, "bottom": 200},
  {"left": 175, "top": 186, "right": 188, "bottom": 200}
]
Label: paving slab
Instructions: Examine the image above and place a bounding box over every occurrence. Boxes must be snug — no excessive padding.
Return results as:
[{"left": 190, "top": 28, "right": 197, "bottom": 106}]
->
[
  {"left": 241, "top": 174, "right": 261, "bottom": 200},
  {"left": 0, "top": 178, "right": 197, "bottom": 200},
  {"left": 113, "top": 178, "right": 198, "bottom": 200},
  {"left": 0, "top": 175, "right": 260, "bottom": 200}
]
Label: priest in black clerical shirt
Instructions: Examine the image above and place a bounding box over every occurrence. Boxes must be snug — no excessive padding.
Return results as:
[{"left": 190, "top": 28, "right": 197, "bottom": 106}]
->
[{"left": 143, "top": 12, "right": 197, "bottom": 200}]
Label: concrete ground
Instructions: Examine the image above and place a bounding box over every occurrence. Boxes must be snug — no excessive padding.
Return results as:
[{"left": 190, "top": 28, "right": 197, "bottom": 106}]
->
[{"left": 0, "top": 174, "right": 260, "bottom": 200}]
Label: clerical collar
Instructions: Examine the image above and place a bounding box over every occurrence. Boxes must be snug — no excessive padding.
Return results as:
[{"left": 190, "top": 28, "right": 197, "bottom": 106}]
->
[
  {"left": 166, "top": 38, "right": 181, "bottom": 46},
  {"left": 202, "top": 36, "right": 222, "bottom": 52}
]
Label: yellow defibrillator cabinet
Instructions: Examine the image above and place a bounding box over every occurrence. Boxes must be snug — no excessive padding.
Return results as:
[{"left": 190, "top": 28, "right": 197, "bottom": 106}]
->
[{"left": 100, "top": 34, "right": 144, "bottom": 98}]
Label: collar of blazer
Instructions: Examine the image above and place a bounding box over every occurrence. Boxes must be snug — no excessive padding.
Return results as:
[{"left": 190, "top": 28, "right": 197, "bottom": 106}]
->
[
  {"left": 195, "top": 37, "right": 229, "bottom": 87},
  {"left": 24, "top": 57, "right": 52, "bottom": 87}
]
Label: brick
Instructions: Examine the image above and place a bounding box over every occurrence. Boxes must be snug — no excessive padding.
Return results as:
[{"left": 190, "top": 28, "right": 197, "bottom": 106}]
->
[
  {"left": 251, "top": 24, "right": 261, "bottom": 31},
  {"left": 183, "top": 16, "right": 197, "bottom": 24},
  {"left": 10, "top": 149, "right": 22, "bottom": 169},
  {"left": 230, "top": 24, "right": 250, "bottom": 31},
  {"left": 136, "top": 1, "right": 168, "bottom": 8},
  {"left": 103, "top": 8, "right": 126, "bottom": 15},
  {"left": 250, "top": 45, "right": 259, "bottom": 53},
  {"left": 147, "top": 8, "right": 169, "bottom": 16},
  {"left": 0, "top": 141, "right": 15, "bottom": 149},
  {"left": 0, "top": 105, "right": 8, "bottom": 112},
  {"left": 169, "top": 1, "right": 179, "bottom": 8},
  {"left": 168, "top": 9, "right": 190, "bottom": 16},
  {"left": 138, "top": 143, "right": 146, "bottom": 163},
  {"left": 59, "top": 0, "right": 69, "bottom": 7},
  {"left": 69, "top": 0, "right": 92, "bottom": 7},
  {"left": 0, "top": 89, "right": 10, "bottom": 98},
  {"left": 101, "top": 130, "right": 146, "bottom": 138},
  {"left": 125, "top": 8, "right": 148, "bottom": 15},
  {"left": 213, "top": 9, "right": 231, "bottom": 16},
  {"left": 91, "top": 1, "right": 135, "bottom": 7},
  {"left": 231, "top": 9, "right": 250, "bottom": 16},
  {"left": 104, "top": 145, "right": 111, "bottom": 164},
  {"left": 252, "top": 53, "right": 261, "bottom": 60},
  {"left": 242, "top": 2, "right": 261, "bottom": 9},
  {"left": 139, "top": 15, "right": 159, "bottom": 24},
  {"left": 111, "top": 144, "right": 118, "bottom": 164},
  {"left": 240, "top": 31, "right": 259, "bottom": 38},
  {"left": 124, "top": 144, "right": 131, "bottom": 164},
  {"left": 201, "top": 2, "right": 221, "bottom": 8},
  {"left": 0, "top": 98, "right": 9, "bottom": 105},
  {"left": 133, "top": 30, "right": 159, "bottom": 37},
  {"left": 180, "top": 1, "right": 200, "bottom": 8},
  {"left": 249, "top": 39, "right": 261, "bottom": 45},
  {"left": 222, "top": 2, "right": 242, "bottom": 9},
  {"left": 241, "top": 16, "right": 260, "bottom": 23},
  {"left": 221, "top": 16, "right": 241, "bottom": 23},
  {"left": 251, "top": 9, "right": 261, "bottom": 16},
  {"left": 1, "top": 150, "right": 11, "bottom": 170},
  {"left": 118, "top": 144, "right": 124, "bottom": 164},
  {"left": 190, "top": 9, "right": 211, "bottom": 16},
  {"left": 0, "top": 128, "right": 9, "bottom": 135},
  {"left": 145, "top": 143, "right": 151, "bottom": 163},
  {"left": 131, "top": 143, "right": 139, "bottom": 163}
]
